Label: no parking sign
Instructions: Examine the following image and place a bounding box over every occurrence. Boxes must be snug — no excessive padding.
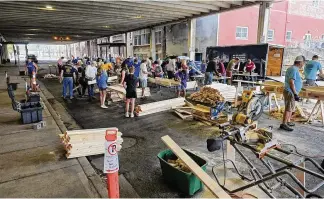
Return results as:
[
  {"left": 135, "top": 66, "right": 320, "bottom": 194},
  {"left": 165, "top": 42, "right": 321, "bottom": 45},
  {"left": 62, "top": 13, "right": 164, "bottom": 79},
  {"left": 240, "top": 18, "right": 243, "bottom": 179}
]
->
[{"left": 104, "top": 130, "right": 119, "bottom": 173}]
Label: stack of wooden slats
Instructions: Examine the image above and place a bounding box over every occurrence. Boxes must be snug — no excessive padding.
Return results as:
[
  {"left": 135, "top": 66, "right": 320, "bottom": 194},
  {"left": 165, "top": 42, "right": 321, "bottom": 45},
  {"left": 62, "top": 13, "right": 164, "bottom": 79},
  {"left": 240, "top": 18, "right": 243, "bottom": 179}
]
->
[
  {"left": 206, "top": 83, "right": 237, "bottom": 103},
  {"left": 59, "top": 128, "right": 123, "bottom": 159},
  {"left": 135, "top": 97, "right": 185, "bottom": 116},
  {"left": 108, "top": 84, "right": 151, "bottom": 102}
]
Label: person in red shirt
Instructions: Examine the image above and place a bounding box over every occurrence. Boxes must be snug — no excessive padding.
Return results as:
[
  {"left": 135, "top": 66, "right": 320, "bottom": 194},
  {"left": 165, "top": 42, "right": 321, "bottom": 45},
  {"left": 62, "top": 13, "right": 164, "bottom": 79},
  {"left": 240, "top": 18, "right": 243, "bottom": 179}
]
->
[
  {"left": 244, "top": 59, "right": 256, "bottom": 73},
  {"left": 217, "top": 59, "right": 226, "bottom": 84}
]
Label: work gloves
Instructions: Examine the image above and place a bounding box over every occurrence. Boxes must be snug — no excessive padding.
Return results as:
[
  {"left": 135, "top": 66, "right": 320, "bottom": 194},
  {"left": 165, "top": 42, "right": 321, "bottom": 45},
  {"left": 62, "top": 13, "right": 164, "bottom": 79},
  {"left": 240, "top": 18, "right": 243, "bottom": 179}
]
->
[{"left": 294, "top": 94, "right": 301, "bottom": 102}]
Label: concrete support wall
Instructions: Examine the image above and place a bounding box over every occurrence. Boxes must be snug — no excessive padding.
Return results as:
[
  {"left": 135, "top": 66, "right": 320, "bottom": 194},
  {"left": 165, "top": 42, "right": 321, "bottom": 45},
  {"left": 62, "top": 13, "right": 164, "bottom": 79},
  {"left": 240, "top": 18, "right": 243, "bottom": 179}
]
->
[
  {"left": 257, "top": 2, "right": 271, "bottom": 43},
  {"left": 166, "top": 22, "right": 189, "bottom": 56},
  {"left": 188, "top": 19, "right": 196, "bottom": 60},
  {"left": 150, "top": 28, "right": 156, "bottom": 60},
  {"left": 126, "top": 32, "right": 133, "bottom": 57},
  {"left": 195, "top": 14, "right": 219, "bottom": 60}
]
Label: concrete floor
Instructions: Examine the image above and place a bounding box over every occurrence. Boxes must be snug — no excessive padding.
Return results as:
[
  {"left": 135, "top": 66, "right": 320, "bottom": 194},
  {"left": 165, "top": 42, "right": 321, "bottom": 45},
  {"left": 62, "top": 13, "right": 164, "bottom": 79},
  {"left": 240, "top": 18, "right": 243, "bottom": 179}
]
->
[
  {"left": 37, "top": 62, "right": 324, "bottom": 198},
  {"left": 0, "top": 66, "right": 107, "bottom": 198}
]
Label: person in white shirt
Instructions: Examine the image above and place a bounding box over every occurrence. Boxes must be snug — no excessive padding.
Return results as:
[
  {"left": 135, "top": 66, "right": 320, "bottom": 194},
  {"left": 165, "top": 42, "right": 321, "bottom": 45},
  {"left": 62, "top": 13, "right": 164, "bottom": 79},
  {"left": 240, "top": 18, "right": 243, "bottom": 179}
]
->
[
  {"left": 85, "top": 61, "right": 98, "bottom": 101},
  {"left": 166, "top": 58, "right": 176, "bottom": 79},
  {"left": 147, "top": 57, "right": 152, "bottom": 72},
  {"left": 139, "top": 59, "right": 148, "bottom": 97}
]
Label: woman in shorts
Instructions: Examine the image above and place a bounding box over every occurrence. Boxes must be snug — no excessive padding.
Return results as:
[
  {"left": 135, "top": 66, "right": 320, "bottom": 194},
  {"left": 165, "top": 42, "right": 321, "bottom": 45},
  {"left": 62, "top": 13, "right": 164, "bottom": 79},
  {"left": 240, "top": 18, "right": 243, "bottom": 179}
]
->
[{"left": 96, "top": 67, "right": 108, "bottom": 109}]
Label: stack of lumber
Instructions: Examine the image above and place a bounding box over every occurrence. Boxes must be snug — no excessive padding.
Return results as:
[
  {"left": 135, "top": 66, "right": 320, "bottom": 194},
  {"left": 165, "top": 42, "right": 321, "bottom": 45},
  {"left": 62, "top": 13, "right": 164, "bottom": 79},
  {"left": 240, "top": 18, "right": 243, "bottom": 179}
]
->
[
  {"left": 188, "top": 86, "right": 224, "bottom": 106},
  {"left": 206, "top": 83, "right": 236, "bottom": 102},
  {"left": 173, "top": 107, "right": 193, "bottom": 121},
  {"left": 135, "top": 97, "right": 185, "bottom": 116},
  {"left": 59, "top": 128, "right": 123, "bottom": 159},
  {"left": 270, "top": 105, "right": 307, "bottom": 121},
  {"left": 108, "top": 84, "right": 151, "bottom": 101},
  {"left": 300, "top": 86, "right": 324, "bottom": 99},
  {"left": 154, "top": 77, "right": 180, "bottom": 87}
]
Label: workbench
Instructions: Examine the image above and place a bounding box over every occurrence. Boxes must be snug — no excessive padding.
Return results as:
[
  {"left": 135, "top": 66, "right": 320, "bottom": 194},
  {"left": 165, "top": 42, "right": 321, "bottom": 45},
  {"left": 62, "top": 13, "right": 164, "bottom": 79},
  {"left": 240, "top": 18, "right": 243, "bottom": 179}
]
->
[{"left": 300, "top": 86, "right": 324, "bottom": 125}]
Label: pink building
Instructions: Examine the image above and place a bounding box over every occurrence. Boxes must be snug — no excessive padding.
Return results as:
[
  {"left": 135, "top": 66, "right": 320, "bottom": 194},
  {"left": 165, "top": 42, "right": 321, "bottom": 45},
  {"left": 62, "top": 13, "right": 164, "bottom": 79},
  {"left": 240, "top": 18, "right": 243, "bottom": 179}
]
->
[{"left": 218, "top": 0, "right": 324, "bottom": 48}]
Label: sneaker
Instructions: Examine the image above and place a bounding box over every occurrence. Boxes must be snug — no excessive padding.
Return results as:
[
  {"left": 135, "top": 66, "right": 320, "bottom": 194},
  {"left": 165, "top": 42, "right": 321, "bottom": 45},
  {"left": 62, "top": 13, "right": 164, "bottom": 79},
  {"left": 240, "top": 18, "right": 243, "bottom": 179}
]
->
[
  {"left": 130, "top": 113, "right": 134, "bottom": 118},
  {"left": 101, "top": 105, "right": 108, "bottom": 109},
  {"left": 287, "top": 122, "right": 295, "bottom": 127},
  {"left": 70, "top": 96, "right": 74, "bottom": 100},
  {"left": 125, "top": 112, "right": 129, "bottom": 118},
  {"left": 280, "top": 124, "right": 294, "bottom": 131},
  {"left": 92, "top": 96, "right": 96, "bottom": 99}
]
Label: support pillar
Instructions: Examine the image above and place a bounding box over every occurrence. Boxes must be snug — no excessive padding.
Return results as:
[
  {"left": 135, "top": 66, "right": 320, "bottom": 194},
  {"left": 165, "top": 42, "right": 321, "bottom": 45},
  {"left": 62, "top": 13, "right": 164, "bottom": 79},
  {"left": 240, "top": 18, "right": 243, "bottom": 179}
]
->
[
  {"left": 86, "top": 41, "right": 91, "bottom": 58},
  {"left": 109, "top": 37, "right": 113, "bottom": 57},
  {"left": 150, "top": 28, "right": 156, "bottom": 61},
  {"left": 25, "top": 44, "right": 28, "bottom": 58},
  {"left": 123, "top": 33, "right": 127, "bottom": 58},
  {"left": 257, "top": 2, "right": 271, "bottom": 44},
  {"left": 162, "top": 26, "right": 167, "bottom": 59},
  {"left": 126, "top": 32, "right": 133, "bottom": 58},
  {"left": 188, "top": 19, "right": 196, "bottom": 61}
]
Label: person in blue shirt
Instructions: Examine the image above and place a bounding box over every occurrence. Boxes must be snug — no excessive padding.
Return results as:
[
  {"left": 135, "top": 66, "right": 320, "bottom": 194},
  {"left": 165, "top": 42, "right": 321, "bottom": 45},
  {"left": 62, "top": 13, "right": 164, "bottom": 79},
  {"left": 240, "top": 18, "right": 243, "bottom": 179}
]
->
[
  {"left": 96, "top": 67, "right": 108, "bottom": 109},
  {"left": 280, "top": 55, "right": 305, "bottom": 131},
  {"left": 25, "top": 58, "right": 38, "bottom": 88},
  {"left": 133, "top": 59, "right": 141, "bottom": 78},
  {"left": 304, "top": 55, "right": 323, "bottom": 86}
]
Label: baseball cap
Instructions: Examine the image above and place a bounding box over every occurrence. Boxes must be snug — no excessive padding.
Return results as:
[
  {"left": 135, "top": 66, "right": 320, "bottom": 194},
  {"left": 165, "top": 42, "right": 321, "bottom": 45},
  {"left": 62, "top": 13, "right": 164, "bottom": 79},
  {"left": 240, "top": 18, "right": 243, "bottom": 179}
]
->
[{"left": 295, "top": 55, "right": 305, "bottom": 62}]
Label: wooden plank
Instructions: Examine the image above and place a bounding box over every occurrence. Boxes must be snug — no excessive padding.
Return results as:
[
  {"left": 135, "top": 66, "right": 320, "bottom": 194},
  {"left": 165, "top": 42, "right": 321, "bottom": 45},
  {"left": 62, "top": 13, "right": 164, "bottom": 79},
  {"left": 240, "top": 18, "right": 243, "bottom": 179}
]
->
[
  {"left": 174, "top": 110, "right": 193, "bottom": 121},
  {"left": 66, "top": 127, "right": 118, "bottom": 135},
  {"left": 161, "top": 135, "right": 231, "bottom": 198}
]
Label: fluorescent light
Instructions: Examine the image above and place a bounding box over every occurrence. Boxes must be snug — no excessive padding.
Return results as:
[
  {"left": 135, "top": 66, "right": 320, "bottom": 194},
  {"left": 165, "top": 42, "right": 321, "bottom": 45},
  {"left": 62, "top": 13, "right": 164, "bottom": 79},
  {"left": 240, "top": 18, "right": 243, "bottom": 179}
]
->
[
  {"left": 25, "top": 34, "right": 36, "bottom": 36},
  {"left": 28, "top": 29, "right": 40, "bottom": 31},
  {"left": 133, "top": 15, "right": 143, "bottom": 19},
  {"left": 102, "top": 26, "right": 110, "bottom": 28},
  {"left": 38, "top": 6, "right": 56, "bottom": 11}
]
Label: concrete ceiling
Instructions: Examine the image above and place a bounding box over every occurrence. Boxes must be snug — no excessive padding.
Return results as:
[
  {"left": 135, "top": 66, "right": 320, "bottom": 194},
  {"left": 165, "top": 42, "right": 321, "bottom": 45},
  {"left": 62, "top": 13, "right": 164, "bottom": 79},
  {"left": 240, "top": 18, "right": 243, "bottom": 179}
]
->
[{"left": 0, "top": 0, "right": 261, "bottom": 44}]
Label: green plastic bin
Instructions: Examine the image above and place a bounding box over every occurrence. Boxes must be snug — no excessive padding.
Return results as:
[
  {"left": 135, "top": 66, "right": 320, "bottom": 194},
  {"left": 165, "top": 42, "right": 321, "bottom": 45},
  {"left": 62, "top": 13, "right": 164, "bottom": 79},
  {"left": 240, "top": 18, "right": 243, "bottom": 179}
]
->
[{"left": 157, "top": 149, "right": 207, "bottom": 196}]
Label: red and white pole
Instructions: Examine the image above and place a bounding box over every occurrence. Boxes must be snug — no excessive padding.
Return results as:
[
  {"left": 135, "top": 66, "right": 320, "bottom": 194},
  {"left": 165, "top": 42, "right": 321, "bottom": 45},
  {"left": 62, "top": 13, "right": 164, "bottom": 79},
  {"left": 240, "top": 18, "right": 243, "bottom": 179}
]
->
[{"left": 104, "top": 129, "right": 120, "bottom": 198}]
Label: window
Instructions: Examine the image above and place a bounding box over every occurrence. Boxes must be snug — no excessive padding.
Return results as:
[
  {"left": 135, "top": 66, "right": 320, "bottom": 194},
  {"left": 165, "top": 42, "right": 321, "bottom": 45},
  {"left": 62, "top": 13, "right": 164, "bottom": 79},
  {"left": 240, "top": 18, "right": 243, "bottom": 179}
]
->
[
  {"left": 133, "top": 29, "right": 150, "bottom": 46},
  {"left": 267, "top": 29, "right": 274, "bottom": 41},
  {"left": 312, "top": 0, "right": 320, "bottom": 7},
  {"left": 155, "top": 30, "right": 162, "bottom": 44},
  {"left": 236, "top": 27, "right": 248, "bottom": 40},
  {"left": 286, "top": 31, "right": 292, "bottom": 42}
]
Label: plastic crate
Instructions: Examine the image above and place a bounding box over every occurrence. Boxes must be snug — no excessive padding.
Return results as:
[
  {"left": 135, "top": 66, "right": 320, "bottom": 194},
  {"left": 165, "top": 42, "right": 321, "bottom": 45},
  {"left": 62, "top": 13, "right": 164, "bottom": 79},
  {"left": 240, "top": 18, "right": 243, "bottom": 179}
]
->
[
  {"left": 20, "top": 102, "right": 43, "bottom": 124},
  {"left": 157, "top": 149, "right": 207, "bottom": 196},
  {"left": 27, "top": 93, "right": 40, "bottom": 102}
]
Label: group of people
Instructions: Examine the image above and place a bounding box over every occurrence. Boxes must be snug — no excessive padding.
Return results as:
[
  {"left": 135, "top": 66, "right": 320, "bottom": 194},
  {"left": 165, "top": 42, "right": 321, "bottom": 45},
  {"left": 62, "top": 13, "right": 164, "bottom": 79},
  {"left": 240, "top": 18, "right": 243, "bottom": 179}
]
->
[
  {"left": 280, "top": 55, "right": 323, "bottom": 131},
  {"left": 202, "top": 57, "right": 256, "bottom": 85},
  {"left": 56, "top": 55, "right": 193, "bottom": 116}
]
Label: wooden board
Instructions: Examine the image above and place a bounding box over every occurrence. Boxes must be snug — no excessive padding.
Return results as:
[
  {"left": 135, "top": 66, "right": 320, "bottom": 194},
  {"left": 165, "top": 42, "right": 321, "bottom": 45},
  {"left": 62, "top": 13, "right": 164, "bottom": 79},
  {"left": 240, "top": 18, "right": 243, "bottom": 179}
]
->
[
  {"left": 266, "top": 47, "right": 284, "bottom": 76},
  {"left": 161, "top": 135, "right": 231, "bottom": 198},
  {"left": 137, "top": 98, "right": 185, "bottom": 115}
]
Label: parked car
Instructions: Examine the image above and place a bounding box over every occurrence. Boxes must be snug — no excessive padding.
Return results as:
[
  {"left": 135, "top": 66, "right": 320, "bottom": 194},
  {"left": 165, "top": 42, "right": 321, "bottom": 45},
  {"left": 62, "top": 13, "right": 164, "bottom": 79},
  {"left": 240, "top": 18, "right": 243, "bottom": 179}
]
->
[{"left": 26, "top": 54, "right": 38, "bottom": 64}]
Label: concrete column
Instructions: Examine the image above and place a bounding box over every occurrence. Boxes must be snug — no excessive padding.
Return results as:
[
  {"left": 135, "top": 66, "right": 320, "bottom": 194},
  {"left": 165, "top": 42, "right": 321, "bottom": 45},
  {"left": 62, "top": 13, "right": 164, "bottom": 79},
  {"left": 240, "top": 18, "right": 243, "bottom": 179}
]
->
[
  {"left": 161, "top": 26, "right": 167, "bottom": 59},
  {"left": 109, "top": 37, "right": 113, "bottom": 57},
  {"left": 126, "top": 32, "right": 133, "bottom": 58},
  {"left": 188, "top": 19, "right": 196, "bottom": 61},
  {"left": 86, "top": 41, "right": 91, "bottom": 57},
  {"left": 150, "top": 28, "right": 156, "bottom": 60},
  {"left": 123, "top": 33, "right": 127, "bottom": 57},
  {"left": 257, "top": 2, "right": 271, "bottom": 44},
  {"left": 25, "top": 44, "right": 28, "bottom": 58}
]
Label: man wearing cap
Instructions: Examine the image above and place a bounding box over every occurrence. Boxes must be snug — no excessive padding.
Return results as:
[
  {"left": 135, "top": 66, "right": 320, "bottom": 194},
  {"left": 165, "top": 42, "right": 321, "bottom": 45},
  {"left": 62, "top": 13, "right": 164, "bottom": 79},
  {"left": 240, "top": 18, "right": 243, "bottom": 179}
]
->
[{"left": 280, "top": 55, "right": 305, "bottom": 131}]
